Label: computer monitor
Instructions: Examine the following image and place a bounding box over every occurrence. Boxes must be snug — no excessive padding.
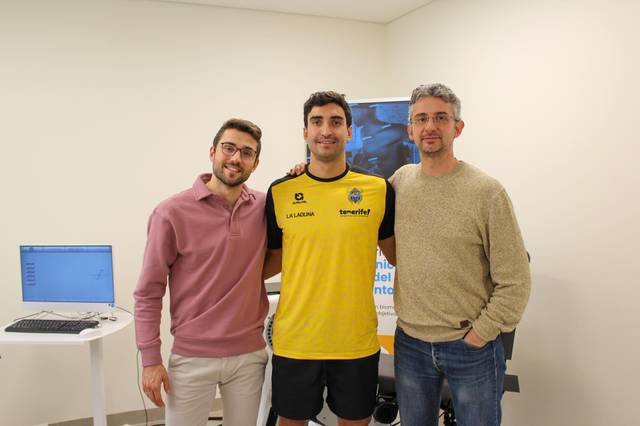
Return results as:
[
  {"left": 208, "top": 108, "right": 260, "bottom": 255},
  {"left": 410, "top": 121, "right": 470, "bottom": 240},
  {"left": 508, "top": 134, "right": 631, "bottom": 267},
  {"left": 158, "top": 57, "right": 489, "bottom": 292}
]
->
[{"left": 20, "top": 245, "right": 115, "bottom": 313}]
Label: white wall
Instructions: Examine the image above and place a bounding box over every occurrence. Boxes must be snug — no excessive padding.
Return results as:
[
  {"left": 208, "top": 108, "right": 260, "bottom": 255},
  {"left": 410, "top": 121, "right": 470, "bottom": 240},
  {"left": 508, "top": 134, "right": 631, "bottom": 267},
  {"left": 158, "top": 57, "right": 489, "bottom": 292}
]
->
[
  {"left": 0, "top": 0, "right": 387, "bottom": 424},
  {"left": 386, "top": 0, "right": 640, "bottom": 424}
]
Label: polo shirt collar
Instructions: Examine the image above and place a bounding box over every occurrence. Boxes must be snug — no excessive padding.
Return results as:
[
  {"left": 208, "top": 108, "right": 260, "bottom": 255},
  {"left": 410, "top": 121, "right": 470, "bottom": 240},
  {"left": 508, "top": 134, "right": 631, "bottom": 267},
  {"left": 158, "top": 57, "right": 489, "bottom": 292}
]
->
[{"left": 193, "top": 173, "right": 255, "bottom": 202}]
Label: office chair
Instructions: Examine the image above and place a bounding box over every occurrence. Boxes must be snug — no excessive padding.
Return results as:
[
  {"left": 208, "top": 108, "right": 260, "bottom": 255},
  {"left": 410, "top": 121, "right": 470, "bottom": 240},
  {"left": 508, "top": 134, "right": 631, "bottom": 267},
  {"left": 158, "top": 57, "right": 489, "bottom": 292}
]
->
[{"left": 373, "top": 330, "right": 519, "bottom": 425}]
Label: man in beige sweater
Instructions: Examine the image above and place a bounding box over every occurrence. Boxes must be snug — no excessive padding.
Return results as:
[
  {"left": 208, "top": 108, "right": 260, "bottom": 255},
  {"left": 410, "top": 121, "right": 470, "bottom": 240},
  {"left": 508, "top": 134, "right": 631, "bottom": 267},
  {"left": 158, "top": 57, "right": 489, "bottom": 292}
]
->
[{"left": 389, "top": 83, "right": 531, "bottom": 426}]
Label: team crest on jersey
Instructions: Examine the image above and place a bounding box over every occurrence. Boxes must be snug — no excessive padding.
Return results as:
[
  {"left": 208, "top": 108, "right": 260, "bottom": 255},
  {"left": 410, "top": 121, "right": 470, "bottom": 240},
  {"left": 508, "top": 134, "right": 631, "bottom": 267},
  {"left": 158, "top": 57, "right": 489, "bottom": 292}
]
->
[{"left": 348, "top": 188, "right": 363, "bottom": 204}]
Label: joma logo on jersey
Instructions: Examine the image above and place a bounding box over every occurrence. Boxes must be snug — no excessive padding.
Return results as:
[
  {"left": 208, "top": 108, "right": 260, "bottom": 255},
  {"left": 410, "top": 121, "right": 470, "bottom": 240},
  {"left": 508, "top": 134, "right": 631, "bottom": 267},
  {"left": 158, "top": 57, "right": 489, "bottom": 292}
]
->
[
  {"left": 292, "top": 192, "right": 307, "bottom": 204},
  {"left": 339, "top": 208, "right": 371, "bottom": 217},
  {"left": 286, "top": 211, "right": 315, "bottom": 219}
]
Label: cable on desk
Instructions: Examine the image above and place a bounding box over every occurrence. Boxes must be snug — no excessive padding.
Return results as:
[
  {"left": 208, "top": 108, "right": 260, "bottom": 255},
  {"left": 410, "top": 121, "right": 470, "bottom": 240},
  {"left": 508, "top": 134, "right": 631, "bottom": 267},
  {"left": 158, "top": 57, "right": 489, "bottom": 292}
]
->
[
  {"left": 45, "top": 311, "right": 101, "bottom": 321},
  {"left": 115, "top": 305, "right": 134, "bottom": 316},
  {"left": 12, "top": 311, "right": 48, "bottom": 322},
  {"left": 136, "top": 349, "right": 150, "bottom": 426}
]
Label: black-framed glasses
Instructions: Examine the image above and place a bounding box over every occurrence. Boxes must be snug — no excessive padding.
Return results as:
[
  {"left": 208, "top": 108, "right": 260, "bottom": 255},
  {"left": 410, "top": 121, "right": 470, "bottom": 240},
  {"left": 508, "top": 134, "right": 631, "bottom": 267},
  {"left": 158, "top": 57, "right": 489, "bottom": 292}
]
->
[
  {"left": 219, "top": 142, "right": 257, "bottom": 161},
  {"left": 410, "top": 113, "right": 455, "bottom": 127}
]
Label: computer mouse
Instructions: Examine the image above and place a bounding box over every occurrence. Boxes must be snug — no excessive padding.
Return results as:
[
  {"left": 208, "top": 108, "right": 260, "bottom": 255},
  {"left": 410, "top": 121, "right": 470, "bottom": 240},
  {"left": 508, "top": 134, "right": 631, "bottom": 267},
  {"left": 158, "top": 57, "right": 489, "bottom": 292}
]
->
[{"left": 78, "top": 327, "right": 101, "bottom": 337}]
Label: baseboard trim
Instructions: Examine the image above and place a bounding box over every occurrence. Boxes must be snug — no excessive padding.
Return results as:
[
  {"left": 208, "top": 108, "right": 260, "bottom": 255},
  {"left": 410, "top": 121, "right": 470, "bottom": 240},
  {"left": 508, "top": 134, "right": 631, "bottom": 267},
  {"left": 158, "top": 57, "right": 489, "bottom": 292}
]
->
[{"left": 49, "top": 399, "right": 222, "bottom": 426}]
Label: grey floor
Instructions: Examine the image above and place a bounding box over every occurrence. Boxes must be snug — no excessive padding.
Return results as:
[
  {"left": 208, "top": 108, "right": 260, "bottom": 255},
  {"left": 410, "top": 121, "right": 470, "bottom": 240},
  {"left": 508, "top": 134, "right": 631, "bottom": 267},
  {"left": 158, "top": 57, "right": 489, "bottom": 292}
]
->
[{"left": 127, "top": 408, "right": 223, "bottom": 426}]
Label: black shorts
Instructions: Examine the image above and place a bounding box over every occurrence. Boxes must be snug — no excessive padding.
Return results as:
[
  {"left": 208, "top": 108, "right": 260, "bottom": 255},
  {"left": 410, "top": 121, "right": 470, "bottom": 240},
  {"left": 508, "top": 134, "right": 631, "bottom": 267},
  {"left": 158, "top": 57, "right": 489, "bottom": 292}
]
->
[{"left": 271, "top": 351, "right": 380, "bottom": 421}]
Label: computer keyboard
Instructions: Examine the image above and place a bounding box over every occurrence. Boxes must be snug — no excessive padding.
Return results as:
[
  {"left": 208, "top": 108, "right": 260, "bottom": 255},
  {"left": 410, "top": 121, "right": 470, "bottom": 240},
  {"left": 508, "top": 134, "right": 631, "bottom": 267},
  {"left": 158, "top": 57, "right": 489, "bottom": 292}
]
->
[{"left": 5, "top": 319, "right": 100, "bottom": 334}]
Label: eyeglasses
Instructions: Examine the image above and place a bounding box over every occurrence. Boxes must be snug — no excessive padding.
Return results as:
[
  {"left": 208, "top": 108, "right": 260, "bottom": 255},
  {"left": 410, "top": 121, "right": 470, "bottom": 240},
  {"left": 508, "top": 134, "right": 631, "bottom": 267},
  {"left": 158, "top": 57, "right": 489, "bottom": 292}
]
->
[
  {"left": 410, "top": 113, "right": 455, "bottom": 127},
  {"left": 219, "top": 142, "right": 258, "bottom": 161}
]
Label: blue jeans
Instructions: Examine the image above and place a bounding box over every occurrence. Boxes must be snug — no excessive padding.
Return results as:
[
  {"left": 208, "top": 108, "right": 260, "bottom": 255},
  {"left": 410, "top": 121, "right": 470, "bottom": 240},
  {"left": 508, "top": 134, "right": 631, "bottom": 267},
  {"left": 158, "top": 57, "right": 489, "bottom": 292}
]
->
[{"left": 394, "top": 327, "right": 506, "bottom": 426}]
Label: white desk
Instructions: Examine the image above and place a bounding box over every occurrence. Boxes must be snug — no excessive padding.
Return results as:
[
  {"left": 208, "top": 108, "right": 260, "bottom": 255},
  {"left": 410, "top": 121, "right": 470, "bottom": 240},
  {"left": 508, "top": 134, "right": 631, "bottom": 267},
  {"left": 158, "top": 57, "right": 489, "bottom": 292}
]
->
[{"left": 0, "top": 312, "right": 133, "bottom": 426}]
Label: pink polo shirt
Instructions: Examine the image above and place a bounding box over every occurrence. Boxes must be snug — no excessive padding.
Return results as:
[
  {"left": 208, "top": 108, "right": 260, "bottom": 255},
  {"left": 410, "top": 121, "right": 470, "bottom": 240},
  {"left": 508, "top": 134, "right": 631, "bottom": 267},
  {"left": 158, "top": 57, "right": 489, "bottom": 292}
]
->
[{"left": 134, "top": 174, "right": 268, "bottom": 367}]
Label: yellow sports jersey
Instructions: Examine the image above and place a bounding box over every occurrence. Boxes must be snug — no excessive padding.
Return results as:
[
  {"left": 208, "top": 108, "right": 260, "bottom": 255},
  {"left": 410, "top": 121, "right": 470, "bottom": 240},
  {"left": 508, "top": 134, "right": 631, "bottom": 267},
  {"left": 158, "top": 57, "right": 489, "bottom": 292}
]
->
[{"left": 266, "top": 164, "right": 394, "bottom": 359}]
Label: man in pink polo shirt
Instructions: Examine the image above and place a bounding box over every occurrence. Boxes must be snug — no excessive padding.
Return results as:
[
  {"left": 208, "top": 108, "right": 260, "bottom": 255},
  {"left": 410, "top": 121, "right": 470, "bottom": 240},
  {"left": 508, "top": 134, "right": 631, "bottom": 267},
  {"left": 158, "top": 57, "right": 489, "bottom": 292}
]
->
[{"left": 134, "top": 118, "right": 269, "bottom": 426}]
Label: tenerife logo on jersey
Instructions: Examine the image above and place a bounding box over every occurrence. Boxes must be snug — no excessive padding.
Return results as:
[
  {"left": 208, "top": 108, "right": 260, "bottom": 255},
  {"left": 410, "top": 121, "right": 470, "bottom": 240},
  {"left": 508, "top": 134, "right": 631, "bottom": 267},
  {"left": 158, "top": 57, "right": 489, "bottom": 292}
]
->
[
  {"left": 340, "top": 208, "right": 371, "bottom": 217},
  {"left": 348, "top": 188, "right": 363, "bottom": 204}
]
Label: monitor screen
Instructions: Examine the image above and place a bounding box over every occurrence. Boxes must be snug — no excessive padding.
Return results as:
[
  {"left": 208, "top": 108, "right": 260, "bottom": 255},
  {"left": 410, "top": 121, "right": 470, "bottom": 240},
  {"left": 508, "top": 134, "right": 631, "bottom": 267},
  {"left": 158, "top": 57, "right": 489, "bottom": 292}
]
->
[
  {"left": 349, "top": 98, "right": 419, "bottom": 178},
  {"left": 20, "top": 245, "right": 114, "bottom": 312}
]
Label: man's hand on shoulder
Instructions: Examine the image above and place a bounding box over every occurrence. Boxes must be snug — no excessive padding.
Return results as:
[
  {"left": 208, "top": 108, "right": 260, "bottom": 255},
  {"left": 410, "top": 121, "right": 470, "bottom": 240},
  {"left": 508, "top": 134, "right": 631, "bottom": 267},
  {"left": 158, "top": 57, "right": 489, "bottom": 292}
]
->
[
  {"left": 142, "top": 363, "right": 170, "bottom": 407},
  {"left": 288, "top": 162, "right": 306, "bottom": 176}
]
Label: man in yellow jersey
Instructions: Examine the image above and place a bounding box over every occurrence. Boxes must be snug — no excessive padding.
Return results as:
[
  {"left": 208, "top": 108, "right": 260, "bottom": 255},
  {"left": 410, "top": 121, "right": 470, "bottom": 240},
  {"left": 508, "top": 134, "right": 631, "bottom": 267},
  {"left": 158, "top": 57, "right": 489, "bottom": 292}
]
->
[{"left": 264, "top": 91, "right": 396, "bottom": 426}]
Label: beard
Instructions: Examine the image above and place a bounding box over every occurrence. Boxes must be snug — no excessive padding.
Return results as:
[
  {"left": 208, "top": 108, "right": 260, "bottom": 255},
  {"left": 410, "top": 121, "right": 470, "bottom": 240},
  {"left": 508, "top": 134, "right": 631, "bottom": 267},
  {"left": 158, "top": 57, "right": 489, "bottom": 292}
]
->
[
  {"left": 212, "top": 160, "right": 252, "bottom": 187},
  {"left": 420, "top": 144, "right": 444, "bottom": 157},
  {"left": 418, "top": 132, "right": 449, "bottom": 157}
]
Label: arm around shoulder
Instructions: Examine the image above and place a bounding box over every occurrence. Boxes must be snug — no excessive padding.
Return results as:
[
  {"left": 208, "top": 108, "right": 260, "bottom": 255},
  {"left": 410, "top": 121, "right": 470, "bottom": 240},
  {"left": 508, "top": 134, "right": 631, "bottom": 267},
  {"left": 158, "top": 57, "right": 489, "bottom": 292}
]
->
[
  {"left": 263, "top": 248, "right": 282, "bottom": 280},
  {"left": 264, "top": 185, "right": 283, "bottom": 280},
  {"left": 378, "top": 236, "right": 396, "bottom": 266}
]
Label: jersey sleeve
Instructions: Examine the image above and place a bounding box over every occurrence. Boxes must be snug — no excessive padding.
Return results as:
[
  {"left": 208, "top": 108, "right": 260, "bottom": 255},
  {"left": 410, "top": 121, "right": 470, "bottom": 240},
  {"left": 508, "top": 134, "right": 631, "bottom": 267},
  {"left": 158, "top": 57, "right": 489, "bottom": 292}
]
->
[
  {"left": 378, "top": 180, "right": 395, "bottom": 240},
  {"left": 266, "top": 185, "right": 283, "bottom": 249}
]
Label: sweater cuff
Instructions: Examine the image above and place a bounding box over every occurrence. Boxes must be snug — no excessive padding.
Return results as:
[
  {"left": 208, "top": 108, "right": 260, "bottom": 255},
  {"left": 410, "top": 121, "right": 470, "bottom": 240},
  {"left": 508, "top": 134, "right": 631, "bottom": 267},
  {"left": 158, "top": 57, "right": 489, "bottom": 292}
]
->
[
  {"left": 472, "top": 317, "right": 500, "bottom": 343},
  {"left": 140, "top": 346, "right": 163, "bottom": 367}
]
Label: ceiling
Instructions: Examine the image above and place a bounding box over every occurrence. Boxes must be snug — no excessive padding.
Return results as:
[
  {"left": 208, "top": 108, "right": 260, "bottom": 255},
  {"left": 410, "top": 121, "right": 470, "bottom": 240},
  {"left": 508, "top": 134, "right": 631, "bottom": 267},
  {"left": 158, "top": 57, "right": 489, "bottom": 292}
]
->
[{"left": 149, "top": 0, "right": 435, "bottom": 24}]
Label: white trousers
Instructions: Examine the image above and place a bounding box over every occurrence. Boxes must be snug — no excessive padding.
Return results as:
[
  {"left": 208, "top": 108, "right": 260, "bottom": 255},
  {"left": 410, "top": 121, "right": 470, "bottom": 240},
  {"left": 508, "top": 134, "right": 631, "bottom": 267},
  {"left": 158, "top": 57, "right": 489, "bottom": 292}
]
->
[{"left": 165, "top": 349, "right": 268, "bottom": 426}]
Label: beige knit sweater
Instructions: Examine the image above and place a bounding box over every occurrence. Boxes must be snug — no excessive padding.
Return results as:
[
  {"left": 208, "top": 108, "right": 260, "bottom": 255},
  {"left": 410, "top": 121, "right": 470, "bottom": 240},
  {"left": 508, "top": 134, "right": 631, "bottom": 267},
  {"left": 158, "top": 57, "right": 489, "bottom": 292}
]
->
[{"left": 389, "top": 162, "right": 531, "bottom": 343}]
